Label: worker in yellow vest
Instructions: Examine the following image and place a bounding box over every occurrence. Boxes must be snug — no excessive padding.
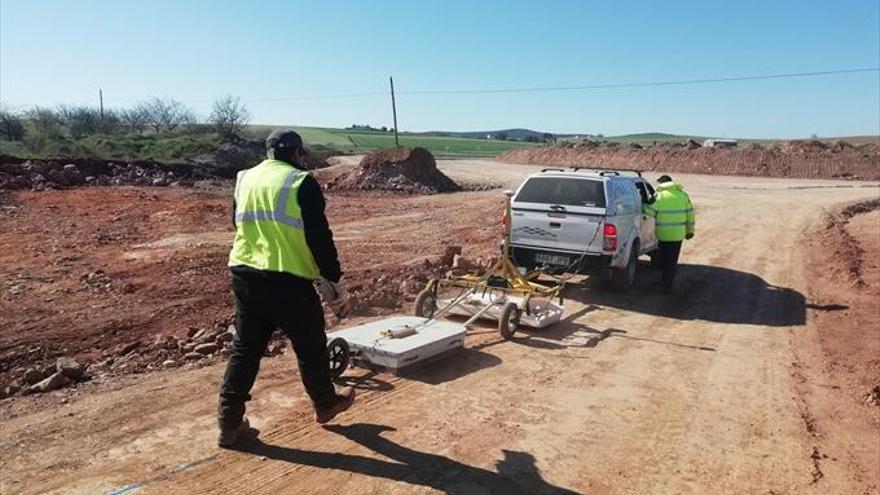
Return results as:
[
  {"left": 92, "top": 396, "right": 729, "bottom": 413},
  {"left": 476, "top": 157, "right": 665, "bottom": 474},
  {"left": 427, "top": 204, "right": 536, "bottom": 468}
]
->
[
  {"left": 218, "top": 130, "right": 355, "bottom": 448},
  {"left": 643, "top": 175, "right": 695, "bottom": 293}
]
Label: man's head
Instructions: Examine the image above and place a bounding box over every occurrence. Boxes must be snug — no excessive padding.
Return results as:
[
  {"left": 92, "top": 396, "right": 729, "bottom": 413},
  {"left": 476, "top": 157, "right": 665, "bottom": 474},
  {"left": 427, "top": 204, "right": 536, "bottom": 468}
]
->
[
  {"left": 657, "top": 175, "right": 673, "bottom": 184},
  {"left": 266, "top": 130, "right": 307, "bottom": 166}
]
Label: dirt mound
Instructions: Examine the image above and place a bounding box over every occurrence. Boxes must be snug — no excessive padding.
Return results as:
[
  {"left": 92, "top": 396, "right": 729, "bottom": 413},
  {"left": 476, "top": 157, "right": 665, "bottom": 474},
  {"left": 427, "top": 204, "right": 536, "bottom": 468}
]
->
[
  {"left": 329, "top": 147, "right": 460, "bottom": 194},
  {"left": 0, "top": 143, "right": 342, "bottom": 191},
  {"left": 498, "top": 140, "right": 880, "bottom": 180},
  {"left": 194, "top": 140, "right": 340, "bottom": 177},
  {"left": 818, "top": 197, "right": 880, "bottom": 288},
  {"left": 0, "top": 157, "right": 217, "bottom": 191},
  {"left": 193, "top": 140, "right": 265, "bottom": 177}
]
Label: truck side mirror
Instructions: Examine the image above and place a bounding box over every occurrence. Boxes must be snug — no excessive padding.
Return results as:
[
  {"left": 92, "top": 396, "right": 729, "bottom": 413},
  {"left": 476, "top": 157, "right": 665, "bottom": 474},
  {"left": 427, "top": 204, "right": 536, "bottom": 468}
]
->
[{"left": 503, "top": 190, "right": 514, "bottom": 198}]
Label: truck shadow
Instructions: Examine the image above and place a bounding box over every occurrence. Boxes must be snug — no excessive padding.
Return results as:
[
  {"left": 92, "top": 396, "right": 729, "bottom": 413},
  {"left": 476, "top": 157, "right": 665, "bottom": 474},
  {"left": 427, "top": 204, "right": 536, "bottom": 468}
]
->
[
  {"left": 564, "top": 262, "right": 807, "bottom": 327},
  {"left": 243, "top": 423, "right": 581, "bottom": 494}
]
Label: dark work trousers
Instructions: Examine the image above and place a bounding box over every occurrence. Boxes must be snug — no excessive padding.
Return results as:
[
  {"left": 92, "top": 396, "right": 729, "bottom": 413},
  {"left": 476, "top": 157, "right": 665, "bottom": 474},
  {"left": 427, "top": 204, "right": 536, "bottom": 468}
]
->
[
  {"left": 219, "top": 266, "right": 336, "bottom": 430},
  {"left": 657, "top": 241, "right": 683, "bottom": 290}
]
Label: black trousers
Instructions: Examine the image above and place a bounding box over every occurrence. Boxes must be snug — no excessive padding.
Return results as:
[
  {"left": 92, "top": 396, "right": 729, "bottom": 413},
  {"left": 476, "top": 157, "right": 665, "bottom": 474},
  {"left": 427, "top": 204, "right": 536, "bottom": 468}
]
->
[
  {"left": 657, "top": 241, "right": 683, "bottom": 290},
  {"left": 219, "top": 266, "right": 336, "bottom": 429}
]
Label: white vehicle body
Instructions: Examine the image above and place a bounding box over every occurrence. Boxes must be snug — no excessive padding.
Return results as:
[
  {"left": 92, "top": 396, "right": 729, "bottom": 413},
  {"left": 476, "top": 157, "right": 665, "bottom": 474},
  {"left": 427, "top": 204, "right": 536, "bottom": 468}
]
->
[{"left": 508, "top": 168, "right": 658, "bottom": 291}]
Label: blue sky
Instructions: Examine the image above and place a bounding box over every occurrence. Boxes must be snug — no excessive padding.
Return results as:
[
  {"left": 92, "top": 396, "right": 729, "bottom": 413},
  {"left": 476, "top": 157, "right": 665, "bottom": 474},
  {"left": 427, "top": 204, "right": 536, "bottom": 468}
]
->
[{"left": 1, "top": 0, "right": 878, "bottom": 138}]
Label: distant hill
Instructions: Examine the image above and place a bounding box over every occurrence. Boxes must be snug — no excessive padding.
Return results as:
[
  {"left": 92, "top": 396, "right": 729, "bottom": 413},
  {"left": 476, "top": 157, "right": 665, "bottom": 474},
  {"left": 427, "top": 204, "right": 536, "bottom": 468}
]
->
[
  {"left": 419, "top": 129, "right": 705, "bottom": 142},
  {"left": 600, "top": 132, "right": 710, "bottom": 143},
  {"left": 420, "top": 128, "right": 573, "bottom": 140}
]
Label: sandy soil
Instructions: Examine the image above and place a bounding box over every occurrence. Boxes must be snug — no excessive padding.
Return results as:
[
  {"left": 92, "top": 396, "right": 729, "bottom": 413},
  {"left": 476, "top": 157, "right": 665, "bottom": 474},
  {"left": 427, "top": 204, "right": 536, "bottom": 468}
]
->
[{"left": 1, "top": 163, "right": 878, "bottom": 494}]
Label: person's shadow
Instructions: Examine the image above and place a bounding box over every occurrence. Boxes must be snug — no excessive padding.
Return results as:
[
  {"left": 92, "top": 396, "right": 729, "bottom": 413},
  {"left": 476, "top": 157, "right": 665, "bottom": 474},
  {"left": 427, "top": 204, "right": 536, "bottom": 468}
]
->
[{"left": 243, "top": 423, "right": 580, "bottom": 494}]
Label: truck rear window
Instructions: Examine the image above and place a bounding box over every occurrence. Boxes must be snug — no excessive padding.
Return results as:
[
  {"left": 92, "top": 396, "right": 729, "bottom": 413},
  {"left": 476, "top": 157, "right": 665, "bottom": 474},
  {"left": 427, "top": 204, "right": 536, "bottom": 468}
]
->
[{"left": 514, "top": 177, "right": 606, "bottom": 207}]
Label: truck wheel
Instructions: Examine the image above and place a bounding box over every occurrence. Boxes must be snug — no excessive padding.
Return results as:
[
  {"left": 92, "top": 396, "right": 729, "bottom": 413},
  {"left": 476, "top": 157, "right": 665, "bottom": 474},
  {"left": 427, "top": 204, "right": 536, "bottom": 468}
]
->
[
  {"left": 414, "top": 289, "right": 437, "bottom": 318},
  {"left": 612, "top": 244, "right": 639, "bottom": 292},
  {"left": 499, "top": 302, "right": 520, "bottom": 339},
  {"left": 327, "top": 337, "right": 350, "bottom": 381}
]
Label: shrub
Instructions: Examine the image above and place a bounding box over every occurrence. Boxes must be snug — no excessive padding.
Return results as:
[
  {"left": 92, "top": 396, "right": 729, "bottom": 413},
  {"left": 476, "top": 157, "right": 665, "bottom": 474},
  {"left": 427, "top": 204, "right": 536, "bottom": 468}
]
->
[
  {"left": 209, "top": 95, "right": 250, "bottom": 140},
  {"left": 0, "top": 107, "right": 26, "bottom": 141}
]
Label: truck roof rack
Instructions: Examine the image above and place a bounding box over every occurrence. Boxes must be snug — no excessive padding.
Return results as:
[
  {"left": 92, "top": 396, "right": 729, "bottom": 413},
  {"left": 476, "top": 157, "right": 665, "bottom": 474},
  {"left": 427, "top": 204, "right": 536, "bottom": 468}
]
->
[{"left": 570, "top": 167, "right": 643, "bottom": 177}]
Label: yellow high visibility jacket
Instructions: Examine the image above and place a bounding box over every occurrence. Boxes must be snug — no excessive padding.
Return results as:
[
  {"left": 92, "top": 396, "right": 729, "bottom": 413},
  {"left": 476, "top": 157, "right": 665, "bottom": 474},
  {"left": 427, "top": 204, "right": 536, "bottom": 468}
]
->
[
  {"left": 228, "top": 159, "right": 320, "bottom": 279},
  {"left": 643, "top": 181, "right": 695, "bottom": 242}
]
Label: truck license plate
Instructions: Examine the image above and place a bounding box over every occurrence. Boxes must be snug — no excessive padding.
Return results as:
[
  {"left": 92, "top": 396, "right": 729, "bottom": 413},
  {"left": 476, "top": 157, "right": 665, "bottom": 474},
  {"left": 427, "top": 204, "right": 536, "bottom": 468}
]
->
[{"left": 535, "top": 253, "right": 570, "bottom": 266}]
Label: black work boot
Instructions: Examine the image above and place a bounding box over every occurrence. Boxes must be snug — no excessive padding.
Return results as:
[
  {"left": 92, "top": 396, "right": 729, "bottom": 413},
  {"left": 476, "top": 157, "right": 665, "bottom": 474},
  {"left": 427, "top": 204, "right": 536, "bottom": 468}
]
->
[
  {"left": 314, "top": 386, "right": 356, "bottom": 424},
  {"left": 218, "top": 417, "right": 251, "bottom": 449},
  {"left": 218, "top": 398, "right": 249, "bottom": 448}
]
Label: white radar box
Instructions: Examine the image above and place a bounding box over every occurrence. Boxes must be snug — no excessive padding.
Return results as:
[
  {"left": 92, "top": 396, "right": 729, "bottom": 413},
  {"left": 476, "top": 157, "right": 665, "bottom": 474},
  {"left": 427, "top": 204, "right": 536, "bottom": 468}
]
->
[{"left": 330, "top": 316, "right": 466, "bottom": 371}]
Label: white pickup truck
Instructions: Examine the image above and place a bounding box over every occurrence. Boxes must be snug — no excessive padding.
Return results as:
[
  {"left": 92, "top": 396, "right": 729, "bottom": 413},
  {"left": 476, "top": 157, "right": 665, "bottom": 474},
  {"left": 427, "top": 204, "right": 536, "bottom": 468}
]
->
[{"left": 508, "top": 168, "right": 658, "bottom": 291}]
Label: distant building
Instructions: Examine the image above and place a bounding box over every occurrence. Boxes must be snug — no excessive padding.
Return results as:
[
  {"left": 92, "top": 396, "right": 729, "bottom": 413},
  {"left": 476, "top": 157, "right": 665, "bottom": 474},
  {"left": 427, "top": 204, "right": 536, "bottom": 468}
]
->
[{"left": 703, "top": 138, "right": 738, "bottom": 148}]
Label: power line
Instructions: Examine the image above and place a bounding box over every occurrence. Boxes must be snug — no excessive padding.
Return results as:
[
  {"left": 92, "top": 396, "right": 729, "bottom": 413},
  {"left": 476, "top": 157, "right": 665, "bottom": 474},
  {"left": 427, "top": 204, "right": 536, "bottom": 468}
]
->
[
  {"left": 19, "top": 67, "right": 875, "bottom": 109},
  {"left": 398, "top": 67, "right": 880, "bottom": 95},
  {"left": 243, "top": 91, "right": 387, "bottom": 103}
]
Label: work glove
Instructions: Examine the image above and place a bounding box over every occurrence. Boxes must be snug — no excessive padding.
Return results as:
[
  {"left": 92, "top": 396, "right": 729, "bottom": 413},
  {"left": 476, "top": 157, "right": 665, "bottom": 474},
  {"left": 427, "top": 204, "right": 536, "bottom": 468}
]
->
[
  {"left": 314, "top": 277, "right": 351, "bottom": 318},
  {"left": 685, "top": 233, "right": 694, "bottom": 240}
]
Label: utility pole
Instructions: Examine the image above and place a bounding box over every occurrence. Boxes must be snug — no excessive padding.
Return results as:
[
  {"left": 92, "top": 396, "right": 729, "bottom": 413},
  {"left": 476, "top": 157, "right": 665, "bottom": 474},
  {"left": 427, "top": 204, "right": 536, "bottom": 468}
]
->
[
  {"left": 389, "top": 76, "right": 399, "bottom": 147},
  {"left": 98, "top": 89, "right": 104, "bottom": 120}
]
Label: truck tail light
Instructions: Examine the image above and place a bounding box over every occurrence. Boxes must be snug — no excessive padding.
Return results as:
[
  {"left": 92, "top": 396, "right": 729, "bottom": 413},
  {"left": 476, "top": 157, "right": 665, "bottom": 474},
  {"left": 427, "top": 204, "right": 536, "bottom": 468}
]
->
[{"left": 603, "top": 223, "right": 617, "bottom": 252}]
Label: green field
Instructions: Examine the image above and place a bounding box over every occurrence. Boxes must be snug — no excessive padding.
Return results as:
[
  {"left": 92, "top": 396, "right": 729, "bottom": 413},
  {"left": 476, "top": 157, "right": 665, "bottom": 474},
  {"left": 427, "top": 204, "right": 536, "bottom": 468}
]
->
[
  {"left": 245, "top": 126, "right": 538, "bottom": 157},
  {"left": 0, "top": 125, "right": 536, "bottom": 162}
]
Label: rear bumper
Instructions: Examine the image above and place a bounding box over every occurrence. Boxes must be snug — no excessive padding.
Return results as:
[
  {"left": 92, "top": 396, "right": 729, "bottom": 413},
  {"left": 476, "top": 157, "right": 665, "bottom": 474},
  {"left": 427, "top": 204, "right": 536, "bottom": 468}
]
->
[{"left": 510, "top": 245, "right": 612, "bottom": 274}]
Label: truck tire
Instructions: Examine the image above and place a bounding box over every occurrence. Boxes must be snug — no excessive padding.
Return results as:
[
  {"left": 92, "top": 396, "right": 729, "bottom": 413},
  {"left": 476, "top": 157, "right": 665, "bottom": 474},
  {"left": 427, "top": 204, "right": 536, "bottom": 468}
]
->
[{"left": 612, "top": 242, "right": 639, "bottom": 292}]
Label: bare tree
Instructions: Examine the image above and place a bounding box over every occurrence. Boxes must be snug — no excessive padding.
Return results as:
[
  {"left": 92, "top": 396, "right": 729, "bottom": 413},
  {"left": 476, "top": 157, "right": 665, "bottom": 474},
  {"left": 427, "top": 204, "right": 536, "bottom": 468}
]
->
[
  {"left": 27, "top": 106, "right": 63, "bottom": 138},
  {"left": 56, "top": 105, "right": 99, "bottom": 138},
  {"left": 119, "top": 104, "right": 151, "bottom": 133},
  {"left": 0, "top": 106, "right": 26, "bottom": 141},
  {"left": 142, "top": 97, "right": 196, "bottom": 133},
  {"left": 55, "top": 105, "right": 122, "bottom": 137},
  {"left": 97, "top": 109, "right": 122, "bottom": 134},
  {"left": 209, "top": 95, "right": 250, "bottom": 139}
]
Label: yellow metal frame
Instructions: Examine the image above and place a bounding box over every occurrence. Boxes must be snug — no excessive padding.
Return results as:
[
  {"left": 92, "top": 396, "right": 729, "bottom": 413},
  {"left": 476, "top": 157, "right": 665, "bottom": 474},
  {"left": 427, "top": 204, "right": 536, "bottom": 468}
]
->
[{"left": 423, "top": 191, "right": 564, "bottom": 315}]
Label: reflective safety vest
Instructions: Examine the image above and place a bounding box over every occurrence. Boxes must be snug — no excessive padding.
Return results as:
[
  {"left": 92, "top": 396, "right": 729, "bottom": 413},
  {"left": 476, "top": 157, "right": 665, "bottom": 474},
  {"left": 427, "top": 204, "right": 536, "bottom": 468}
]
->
[
  {"left": 643, "top": 181, "right": 695, "bottom": 242},
  {"left": 228, "top": 159, "right": 321, "bottom": 280}
]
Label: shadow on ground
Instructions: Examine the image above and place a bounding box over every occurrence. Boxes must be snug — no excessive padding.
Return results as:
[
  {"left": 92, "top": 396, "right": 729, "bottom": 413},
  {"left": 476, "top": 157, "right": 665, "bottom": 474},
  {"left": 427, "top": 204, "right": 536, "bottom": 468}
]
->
[
  {"left": 397, "top": 348, "right": 502, "bottom": 385},
  {"left": 497, "top": 304, "right": 716, "bottom": 353},
  {"left": 243, "top": 423, "right": 580, "bottom": 494},
  {"left": 564, "top": 262, "right": 807, "bottom": 327},
  {"left": 337, "top": 370, "right": 395, "bottom": 391}
]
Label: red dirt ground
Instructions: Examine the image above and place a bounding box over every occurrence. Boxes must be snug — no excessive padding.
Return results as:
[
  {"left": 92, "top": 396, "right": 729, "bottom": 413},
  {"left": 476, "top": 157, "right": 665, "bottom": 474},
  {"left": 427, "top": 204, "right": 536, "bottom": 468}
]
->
[
  {"left": 1, "top": 169, "right": 878, "bottom": 494},
  {"left": 806, "top": 199, "right": 880, "bottom": 413},
  {"left": 0, "top": 186, "right": 503, "bottom": 391}
]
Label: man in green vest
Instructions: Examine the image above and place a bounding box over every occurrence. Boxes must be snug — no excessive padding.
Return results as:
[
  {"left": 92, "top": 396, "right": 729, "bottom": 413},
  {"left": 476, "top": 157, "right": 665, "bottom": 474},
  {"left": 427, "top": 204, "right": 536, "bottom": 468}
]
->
[
  {"left": 218, "top": 130, "right": 355, "bottom": 448},
  {"left": 643, "top": 175, "right": 695, "bottom": 293}
]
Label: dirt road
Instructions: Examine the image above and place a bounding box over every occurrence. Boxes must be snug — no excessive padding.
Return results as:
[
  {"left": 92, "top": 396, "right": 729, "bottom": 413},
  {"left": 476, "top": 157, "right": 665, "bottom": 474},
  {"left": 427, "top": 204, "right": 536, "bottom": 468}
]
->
[{"left": 1, "top": 162, "right": 878, "bottom": 494}]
